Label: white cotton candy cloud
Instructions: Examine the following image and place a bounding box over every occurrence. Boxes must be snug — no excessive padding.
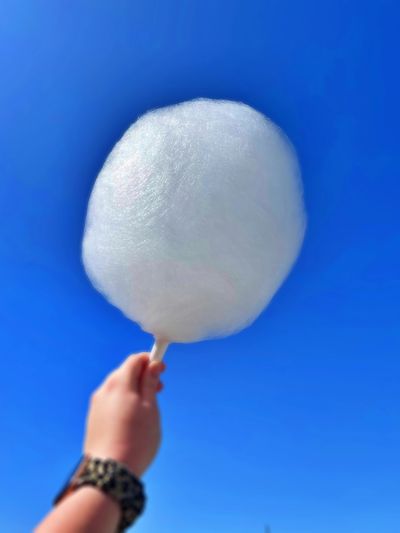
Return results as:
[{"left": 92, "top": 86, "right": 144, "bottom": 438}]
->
[{"left": 82, "top": 98, "right": 306, "bottom": 343}]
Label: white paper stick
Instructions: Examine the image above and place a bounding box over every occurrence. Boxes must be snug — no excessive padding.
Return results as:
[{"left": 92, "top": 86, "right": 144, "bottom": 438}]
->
[{"left": 149, "top": 338, "right": 169, "bottom": 362}]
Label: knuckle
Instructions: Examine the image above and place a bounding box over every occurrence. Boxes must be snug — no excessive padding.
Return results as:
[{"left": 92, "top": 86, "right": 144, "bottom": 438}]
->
[
  {"left": 104, "top": 373, "right": 120, "bottom": 391},
  {"left": 124, "top": 355, "right": 137, "bottom": 370},
  {"left": 130, "top": 352, "right": 149, "bottom": 366},
  {"left": 133, "top": 351, "right": 149, "bottom": 358},
  {"left": 125, "top": 353, "right": 145, "bottom": 369}
]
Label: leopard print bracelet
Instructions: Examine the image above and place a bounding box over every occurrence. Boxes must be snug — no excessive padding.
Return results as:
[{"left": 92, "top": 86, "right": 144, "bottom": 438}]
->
[{"left": 55, "top": 455, "right": 146, "bottom": 532}]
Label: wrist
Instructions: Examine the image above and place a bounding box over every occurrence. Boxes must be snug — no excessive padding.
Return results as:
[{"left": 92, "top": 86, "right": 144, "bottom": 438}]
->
[
  {"left": 70, "top": 485, "right": 121, "bottom": 522},
  {"left": 55, "top": 455, "right": 146, "bottom": 532},
  {"left": 84, "top": 447, "right": 144, "bottom": 479},
  {"left": 37, "top": 486, "right": 120, "bottom": 533}
]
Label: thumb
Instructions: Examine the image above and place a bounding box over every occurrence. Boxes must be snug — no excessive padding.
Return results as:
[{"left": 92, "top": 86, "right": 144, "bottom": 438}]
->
[{"left": 141, "top": 361, "right": 165, "bottom": 403}]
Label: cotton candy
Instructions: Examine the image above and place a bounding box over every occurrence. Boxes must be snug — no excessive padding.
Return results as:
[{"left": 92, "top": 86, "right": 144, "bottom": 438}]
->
[{"left": 82, "top": 98, "right": 306, "bottom": 348}]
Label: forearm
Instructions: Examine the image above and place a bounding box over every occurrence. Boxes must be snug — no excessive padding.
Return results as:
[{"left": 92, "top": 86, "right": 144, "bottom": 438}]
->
[
  {"left": 36, "top": 486, "right": 120, "bottom": 533},
  {"left": 36, "top": 354, "right": 164, "bottom": 532}
]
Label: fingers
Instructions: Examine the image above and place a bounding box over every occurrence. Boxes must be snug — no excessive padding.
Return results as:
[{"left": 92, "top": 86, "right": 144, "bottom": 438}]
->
[
  {"left": 101, "top": 353, "right": 166, "bottom": 397},
  {"left": 141, "top": 361, "right": 166, "bottom": 403},
  {"left": 118, "top": 353, "right": 150, "bottom": 392}
]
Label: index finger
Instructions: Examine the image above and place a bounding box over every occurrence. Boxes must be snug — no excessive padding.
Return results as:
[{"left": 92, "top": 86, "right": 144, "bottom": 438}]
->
[{"left": 118, "top": 352, "right": 149, "bottom": 392}]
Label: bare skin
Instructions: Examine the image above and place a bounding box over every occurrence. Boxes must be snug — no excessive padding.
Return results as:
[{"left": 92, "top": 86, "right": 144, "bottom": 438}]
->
[{"left": 36, "top": 353, "right": 165, "bottom": 533}]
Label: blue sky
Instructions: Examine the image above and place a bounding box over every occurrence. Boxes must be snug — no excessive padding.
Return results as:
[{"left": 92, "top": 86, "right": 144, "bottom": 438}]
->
[{"left": 1, "top": 1, "right": 399, "bottom": 532}]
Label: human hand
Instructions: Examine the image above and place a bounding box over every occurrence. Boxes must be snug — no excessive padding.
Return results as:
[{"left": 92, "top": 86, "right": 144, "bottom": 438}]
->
[{"left": 84, "top": 353, "right": 166, "bottom": 478}]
